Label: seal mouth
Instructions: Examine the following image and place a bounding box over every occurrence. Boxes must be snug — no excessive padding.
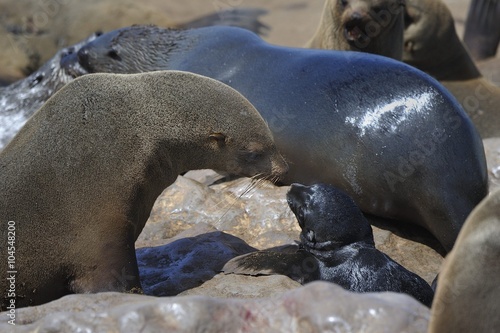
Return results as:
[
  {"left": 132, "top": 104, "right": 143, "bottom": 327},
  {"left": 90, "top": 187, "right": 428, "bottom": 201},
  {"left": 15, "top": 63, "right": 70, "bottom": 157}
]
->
[
  {"left": 300, "top": 234, "right": 343, "bottom": 254},
  {"left": 344, "top": 20, "right": 365, "bottom": 42},
  {"left": 59, "top": 33, "right": 101, "bottom": 78}
]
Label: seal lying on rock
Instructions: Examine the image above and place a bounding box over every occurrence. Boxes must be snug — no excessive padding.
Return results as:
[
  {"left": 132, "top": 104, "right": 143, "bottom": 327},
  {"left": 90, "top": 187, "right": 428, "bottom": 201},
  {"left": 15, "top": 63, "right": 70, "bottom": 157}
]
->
[
  {"left": 307, "top": 0, "right": 406, "bottom": 59},
  {"left": 223, "top": 183, "right": 434, "bottom": 307},
  {"left": 429, "top": 189, "right": 500, "bottom": 332},
  {"left": 65, "top": 25, "right": 488, "bottom": 252},
  {"left": 0, "top": 33, "right": 99, "bottom": 150},
  {"left": 0, "top": 70, "right": 287, "bottom": 310}
]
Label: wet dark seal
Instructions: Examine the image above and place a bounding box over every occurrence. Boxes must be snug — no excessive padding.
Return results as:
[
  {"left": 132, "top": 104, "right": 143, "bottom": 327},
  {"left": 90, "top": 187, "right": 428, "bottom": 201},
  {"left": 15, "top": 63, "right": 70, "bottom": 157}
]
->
[
  {"left": 64, "top": 25, "right": 488, "bottom": 252},
  {"left": 223, "top": 183, "right": 434, "bottom": 307},
  {"left": 0, "top": 70, "right": 287, "bottom": 309}
]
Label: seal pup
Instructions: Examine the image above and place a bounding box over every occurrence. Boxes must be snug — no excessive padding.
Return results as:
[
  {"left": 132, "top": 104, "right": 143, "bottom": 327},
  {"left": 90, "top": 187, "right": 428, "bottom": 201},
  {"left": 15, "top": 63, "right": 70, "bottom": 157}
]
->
[
  {"left": 403, "top": 0, "right": 500, "bottom": 138},
  {"left": 428, "top": 189, "right": 500, "bottom": 332},
  {"left": 0, "top": 70, "right": 288, "bottom": 310},
  {"left": 307, "top": 0, "right": 406, "bottom": 59},
  {"left": 65, "top": 25, "right": 489, "bottom": 252},
  {"left": 224, "top": 183, "right": 434, "bottom": 307},
  {"left": 0, "top": 33, "right": 100, "bottom": 151},
  {"left": 463, "top": 0, "right": 500, "bottom": 61}
]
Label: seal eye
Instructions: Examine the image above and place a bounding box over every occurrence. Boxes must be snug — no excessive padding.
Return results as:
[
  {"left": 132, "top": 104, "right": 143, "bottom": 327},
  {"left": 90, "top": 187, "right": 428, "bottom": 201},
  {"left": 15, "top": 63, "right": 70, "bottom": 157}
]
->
[
  {"left": 339, "top": 0, "right": 348, "bottom": 6},
  {"left": 30, "top": 74, "right": 44, "bottom": 88},
  {"left": 209, "top": 132, "right": 227, "bottom": 147},
  {"left": 107, "top": 49, "right": 121, "bottom": 61}
]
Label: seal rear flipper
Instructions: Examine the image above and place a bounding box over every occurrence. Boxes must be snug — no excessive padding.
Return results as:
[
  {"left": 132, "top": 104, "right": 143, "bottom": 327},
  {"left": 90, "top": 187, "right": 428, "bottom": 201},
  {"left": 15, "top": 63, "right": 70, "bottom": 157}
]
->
[
  {"left": 177, "top": 8, "right": 269, "bottom": 36},
  {"left": 222, "top": 247, "right": 320, "bottom": 284}
]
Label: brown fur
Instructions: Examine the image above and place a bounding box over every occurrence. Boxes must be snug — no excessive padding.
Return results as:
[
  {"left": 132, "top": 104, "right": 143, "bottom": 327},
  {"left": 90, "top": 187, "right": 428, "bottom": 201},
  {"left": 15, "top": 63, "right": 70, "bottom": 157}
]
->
[
  {"left": 307, "top": 0, "right": 406, "bottom": 59},
  {"left": 429, "top": 189, "right": 500, "bottom": 332},
  {"left": 403, "top": 0, "right": 480, "bottom": 81},
  {"left": 403, "top": 0, "right": 500, "bottom": 138},
  {"left": 0, "top": 70, "right": 287, "bottom": 309}
]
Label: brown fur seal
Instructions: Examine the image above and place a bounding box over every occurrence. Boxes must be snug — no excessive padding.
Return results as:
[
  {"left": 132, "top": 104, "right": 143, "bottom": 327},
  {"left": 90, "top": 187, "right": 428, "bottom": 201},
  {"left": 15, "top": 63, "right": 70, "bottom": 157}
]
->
[
  {"left": 428, "top": 189, "right": 500, "bottom": 332},
  {"left": 307, "top": 0, "right": 406, "bottom": 59},
  {"left": 404, "top": 0, "right": 500, "bottom": 138},
  {"left": 463, "top": 0, "right": 500, "bottom": 61},
  {"left": 403, "top": 0, "right": 481, "bottom": 81},
  {"left": 0, "top": 70, "right": 287, "bottom": 310}
]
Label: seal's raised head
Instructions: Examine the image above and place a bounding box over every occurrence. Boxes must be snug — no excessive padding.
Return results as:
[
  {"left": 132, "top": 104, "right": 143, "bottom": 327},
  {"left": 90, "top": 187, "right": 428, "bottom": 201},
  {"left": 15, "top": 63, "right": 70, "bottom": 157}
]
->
[
  {"left": 307, "top": 0, "right": 406, "bottom": 59},
  {"left": 287, "top": 183, "right": 373, "bottom": 251}
]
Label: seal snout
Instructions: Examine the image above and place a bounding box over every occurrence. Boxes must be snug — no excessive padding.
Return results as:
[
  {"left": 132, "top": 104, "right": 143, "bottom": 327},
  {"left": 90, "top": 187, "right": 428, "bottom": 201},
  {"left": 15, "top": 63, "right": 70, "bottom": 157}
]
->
[
  {"left": 77, "top": 47, "right": 93, "bottom": 72},
  {"left": 344, "top": 12, "right": 369, "bottom": 42}
]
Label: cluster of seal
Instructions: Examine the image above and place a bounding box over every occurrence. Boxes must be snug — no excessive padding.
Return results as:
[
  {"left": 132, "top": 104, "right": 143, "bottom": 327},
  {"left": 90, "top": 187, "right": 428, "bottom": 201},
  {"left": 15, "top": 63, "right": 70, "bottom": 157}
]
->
[
  {"left": 0, "top": 70, "right": 287, "bottom": 310},
  {"left": 64, "top": 25, "right": 488, "bottom": 252},
  {"left": 223, "top": 183, "right": 434, "bottom": 307}
]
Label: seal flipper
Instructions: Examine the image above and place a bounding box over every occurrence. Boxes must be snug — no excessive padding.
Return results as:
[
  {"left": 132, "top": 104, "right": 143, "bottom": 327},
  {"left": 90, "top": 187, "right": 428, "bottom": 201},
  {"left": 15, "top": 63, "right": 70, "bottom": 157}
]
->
[
  {"left": 222, "top": 245, "right": 321, "bottom": 284},
  {"left": 463, "top": 0, "right": 500, "bottom": 60},
  {"left": 177, "top": 8, "right": 269, "bottom": 36}
]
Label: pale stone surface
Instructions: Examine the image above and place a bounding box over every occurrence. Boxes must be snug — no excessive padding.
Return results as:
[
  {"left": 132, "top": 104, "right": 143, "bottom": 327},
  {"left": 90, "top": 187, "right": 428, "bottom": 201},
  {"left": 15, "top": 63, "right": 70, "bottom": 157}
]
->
[
  {"left": 179, "top": 273, "right": 302, "bottom": 298},
  {"left": 2, "top": 282, "right": 430, "bottom": 333}
]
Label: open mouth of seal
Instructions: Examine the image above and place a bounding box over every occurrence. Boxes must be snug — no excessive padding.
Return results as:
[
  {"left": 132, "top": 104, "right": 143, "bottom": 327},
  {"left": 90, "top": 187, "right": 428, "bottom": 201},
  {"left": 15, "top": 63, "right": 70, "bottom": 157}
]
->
[{"left": 344, "top": 21, "right": 365, "bottom": 42}]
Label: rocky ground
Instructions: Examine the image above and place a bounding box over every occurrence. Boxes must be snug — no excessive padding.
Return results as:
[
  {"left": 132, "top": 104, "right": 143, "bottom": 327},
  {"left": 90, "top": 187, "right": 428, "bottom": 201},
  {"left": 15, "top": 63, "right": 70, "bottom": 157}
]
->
[{"left": 1, "top": 0, "right": 500, "bottom": 331}]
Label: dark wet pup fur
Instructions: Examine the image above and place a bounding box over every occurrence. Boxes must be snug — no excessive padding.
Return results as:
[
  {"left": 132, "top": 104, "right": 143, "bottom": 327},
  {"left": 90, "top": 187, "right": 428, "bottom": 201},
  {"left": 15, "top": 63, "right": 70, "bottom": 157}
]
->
[{"left": 224, "top": 183, "right": 434, "bottom": 307}]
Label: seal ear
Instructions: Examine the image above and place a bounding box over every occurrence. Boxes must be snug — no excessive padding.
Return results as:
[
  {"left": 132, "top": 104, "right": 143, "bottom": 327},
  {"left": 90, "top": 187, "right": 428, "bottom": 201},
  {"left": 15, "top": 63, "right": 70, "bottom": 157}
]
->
[{"left": 209, "top": 132, "right": 227, "bottom": 147}]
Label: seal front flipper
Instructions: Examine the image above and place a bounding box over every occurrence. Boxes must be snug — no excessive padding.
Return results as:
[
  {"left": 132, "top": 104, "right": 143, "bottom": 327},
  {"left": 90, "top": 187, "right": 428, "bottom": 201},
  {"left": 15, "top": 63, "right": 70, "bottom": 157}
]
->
[{"left": 222, "top": 245, "right": 321, "bottom": 284}]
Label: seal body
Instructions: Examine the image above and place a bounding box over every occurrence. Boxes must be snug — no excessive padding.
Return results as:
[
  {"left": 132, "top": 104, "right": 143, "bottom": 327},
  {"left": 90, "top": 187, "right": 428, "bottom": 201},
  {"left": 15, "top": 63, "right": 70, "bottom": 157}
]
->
[
  {"left": 0, "top": 70, "right": 287, "bottom": 309},
  {"left": 0, "top": 33, "right": 98, "bottom": 150},
  {"left": 307, "top": 0, "right": 406, "bottom": 59},
  {"left": 224, "top": 183, "right": 434, "bottom": 307},
  {"left": 68, "top": 25, "right": 488, "bottom": 252},
  {"left": 429, "top": 189, "right": 500, "bottom": 332}
]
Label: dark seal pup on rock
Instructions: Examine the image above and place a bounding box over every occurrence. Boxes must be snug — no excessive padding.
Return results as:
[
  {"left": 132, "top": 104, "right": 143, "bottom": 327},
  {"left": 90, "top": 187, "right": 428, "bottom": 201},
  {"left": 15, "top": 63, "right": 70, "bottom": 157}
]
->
[
  {"left": 64, "top": 25, "right": 488, "bottom": 252},
  {"left": 224, "top": 183, "right": 434, "bottom": 307},
  {"left": 0, "top": 70, "right": 287, "bottom": 310}
]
